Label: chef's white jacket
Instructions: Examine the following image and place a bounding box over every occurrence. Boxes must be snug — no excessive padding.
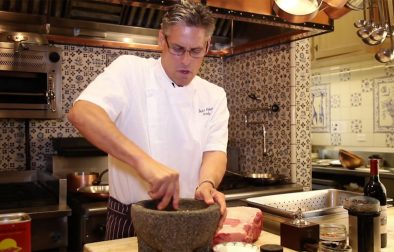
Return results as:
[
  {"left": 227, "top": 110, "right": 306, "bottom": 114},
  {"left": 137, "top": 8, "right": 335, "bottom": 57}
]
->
[{"left": 76, "top": 55, "right": 229, "bottom": 205}]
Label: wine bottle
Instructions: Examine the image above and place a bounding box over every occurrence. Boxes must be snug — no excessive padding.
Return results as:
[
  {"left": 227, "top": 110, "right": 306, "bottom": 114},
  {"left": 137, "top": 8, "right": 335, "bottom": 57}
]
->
[{"left": 364, "top": 158, "right": 387, "bottom": 248}]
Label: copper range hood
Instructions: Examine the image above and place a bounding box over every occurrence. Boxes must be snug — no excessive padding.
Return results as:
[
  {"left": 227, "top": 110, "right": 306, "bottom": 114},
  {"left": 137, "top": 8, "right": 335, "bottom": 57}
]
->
[{"left": 0, "top": 0, "right": 333, "bottom": 57}]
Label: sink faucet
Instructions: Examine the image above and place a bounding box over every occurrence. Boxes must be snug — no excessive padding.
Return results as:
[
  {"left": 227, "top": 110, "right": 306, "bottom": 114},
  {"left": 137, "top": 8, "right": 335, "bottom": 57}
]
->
[
  {"left": 262, "top": 124, "right": 267, "bottom": 156},
  {"left": 93, "top": 169, "right": 108, "bottom": 185}
]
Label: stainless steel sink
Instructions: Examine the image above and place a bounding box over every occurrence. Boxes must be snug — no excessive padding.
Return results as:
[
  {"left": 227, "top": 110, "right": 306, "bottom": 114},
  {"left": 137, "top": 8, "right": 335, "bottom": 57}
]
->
[{"left": 245, "top": 189, "right": 361, "bottom": 234}]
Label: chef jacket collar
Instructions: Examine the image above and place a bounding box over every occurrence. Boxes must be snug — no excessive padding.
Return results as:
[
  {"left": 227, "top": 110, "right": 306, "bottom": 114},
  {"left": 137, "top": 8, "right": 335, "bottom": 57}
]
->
[{"left": 155, "top": 57, "right": 197, "bottom": 91}]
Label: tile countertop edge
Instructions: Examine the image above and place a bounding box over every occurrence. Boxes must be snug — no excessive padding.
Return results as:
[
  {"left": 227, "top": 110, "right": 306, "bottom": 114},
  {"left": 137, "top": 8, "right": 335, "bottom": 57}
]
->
[{"left": 83, "top": 206, "right": 394, "bottom": 252}]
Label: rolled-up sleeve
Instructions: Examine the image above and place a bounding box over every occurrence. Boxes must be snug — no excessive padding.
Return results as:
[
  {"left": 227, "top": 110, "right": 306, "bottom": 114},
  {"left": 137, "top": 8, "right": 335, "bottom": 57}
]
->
[
  {"left": 204, "top": 88, "right": 229, "bottom": 153},
  {"left": 75, "top": 55, "right": 130, "bottom": 121}
]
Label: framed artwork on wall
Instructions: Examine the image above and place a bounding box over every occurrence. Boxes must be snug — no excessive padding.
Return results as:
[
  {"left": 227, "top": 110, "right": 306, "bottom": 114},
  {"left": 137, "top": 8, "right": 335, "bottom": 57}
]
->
[
  {"left": 374, "top": 77, "right": 394, "bottom": 132},
  {"left": 311, "top": 84, "right": 330, "bottom": 133}
]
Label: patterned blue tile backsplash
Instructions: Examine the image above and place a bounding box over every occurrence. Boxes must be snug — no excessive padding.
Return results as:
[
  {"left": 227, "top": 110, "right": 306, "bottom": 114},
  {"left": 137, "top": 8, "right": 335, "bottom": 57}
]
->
[
  {"left": 312, "top": 59, "right": 394, "bottom": 149},
  {"left": 0, "top": 42, "right": 312, "bottom": 188}
]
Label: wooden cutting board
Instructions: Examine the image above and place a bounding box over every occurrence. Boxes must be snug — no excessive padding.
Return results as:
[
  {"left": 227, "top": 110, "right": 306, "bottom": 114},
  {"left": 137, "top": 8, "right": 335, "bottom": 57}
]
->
[{"left": 83, "top": 230, "right": 295, "bottom": 252}]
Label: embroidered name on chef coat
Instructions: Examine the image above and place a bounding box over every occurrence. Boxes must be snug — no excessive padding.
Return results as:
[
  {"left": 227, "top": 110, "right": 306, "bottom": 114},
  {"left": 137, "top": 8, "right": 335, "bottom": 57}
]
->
[{"left": 199, "top": 107, "right": 213, "bottom": 116}]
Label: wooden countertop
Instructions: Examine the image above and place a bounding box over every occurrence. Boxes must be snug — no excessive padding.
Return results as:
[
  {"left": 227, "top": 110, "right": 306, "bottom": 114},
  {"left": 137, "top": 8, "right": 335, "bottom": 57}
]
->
[{"left": 84, "top": 207, "right": 394, "bottom": 252}]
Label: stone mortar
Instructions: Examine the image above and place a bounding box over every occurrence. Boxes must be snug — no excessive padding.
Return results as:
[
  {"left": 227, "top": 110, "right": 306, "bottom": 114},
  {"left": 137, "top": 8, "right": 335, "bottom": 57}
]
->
[{"left": 131, "top": 198, "right": 220, "bottom": 252}]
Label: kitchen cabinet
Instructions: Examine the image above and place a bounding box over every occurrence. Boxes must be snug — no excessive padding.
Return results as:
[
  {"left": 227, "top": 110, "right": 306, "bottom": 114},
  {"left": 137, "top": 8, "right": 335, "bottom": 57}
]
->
[{"left": 311, "top": 10, "right": 370, "bottom": 62}]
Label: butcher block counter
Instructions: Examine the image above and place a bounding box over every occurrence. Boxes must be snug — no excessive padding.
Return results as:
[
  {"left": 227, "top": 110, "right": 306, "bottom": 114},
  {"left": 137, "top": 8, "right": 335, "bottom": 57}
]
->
[{"left": 84, "top": 207, "right": 394, "bottom": 252}]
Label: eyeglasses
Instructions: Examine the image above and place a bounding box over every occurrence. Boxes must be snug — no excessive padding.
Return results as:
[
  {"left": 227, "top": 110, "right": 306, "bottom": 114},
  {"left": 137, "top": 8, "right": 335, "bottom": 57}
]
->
[{"left": 164, "top": 35, "right": 208, "bottom": 58}]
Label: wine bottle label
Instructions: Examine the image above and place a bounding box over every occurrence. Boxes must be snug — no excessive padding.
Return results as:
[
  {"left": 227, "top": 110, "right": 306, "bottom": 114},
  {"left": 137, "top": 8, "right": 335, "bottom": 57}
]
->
[{"left": 381, "top": 205, "right": 387, "bottom": 234}]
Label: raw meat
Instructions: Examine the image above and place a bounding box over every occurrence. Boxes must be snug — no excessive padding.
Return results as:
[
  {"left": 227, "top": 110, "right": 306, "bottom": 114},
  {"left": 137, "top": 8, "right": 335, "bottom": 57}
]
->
[{"left": 213, "top": 206, "right": 263, "bottom": 244}]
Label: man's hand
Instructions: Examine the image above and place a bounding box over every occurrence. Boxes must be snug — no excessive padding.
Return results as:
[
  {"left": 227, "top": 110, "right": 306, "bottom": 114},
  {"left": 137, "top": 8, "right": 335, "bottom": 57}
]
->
[
  {"left": 195, "top": 182, "right": 227, "bottom": 231},
  {"left": 138, "top": 159, "right": 180, "bottom": 210}
]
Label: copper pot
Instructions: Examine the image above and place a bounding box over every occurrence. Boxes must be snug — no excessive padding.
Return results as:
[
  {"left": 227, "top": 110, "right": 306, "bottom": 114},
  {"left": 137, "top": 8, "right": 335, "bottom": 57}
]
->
[
  {"left": 273, "top": 0, "right": 323, "bottom": 23},
  {"left": 321, "top": 0, "right": 347, "bottom": 19},
  {"left": 324, "top": 4, "right": 353, "bottom": 19},
  {"left": 67, "top": 172, "right": 99, "bottom": 192},
  {"left": 323, "top": 0, "right": 364, "bottom": 19},
  {"left": 323, "top": 0, "right": 348, "bottom": 8}
]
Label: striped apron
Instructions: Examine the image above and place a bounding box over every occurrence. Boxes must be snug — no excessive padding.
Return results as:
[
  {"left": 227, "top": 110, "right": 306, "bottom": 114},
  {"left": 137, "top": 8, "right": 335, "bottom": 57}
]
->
[{"left": 105, "top": 197, "right": 135, "bottom": 240}]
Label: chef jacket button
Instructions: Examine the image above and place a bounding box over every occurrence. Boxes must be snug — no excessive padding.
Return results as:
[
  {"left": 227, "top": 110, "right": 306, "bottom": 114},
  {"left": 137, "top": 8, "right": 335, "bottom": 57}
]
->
[{"left": 146, "top": 90, "right": 154, "bottom": 97}]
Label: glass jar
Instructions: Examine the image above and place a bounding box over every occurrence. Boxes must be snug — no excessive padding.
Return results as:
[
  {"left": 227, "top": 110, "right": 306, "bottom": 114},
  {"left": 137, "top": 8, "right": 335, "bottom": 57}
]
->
[
  {"left": 319, "top": 241, "right": 352, "bottom": 252},
  {"left": 319, "top": 224, "right": 347, "bottom": 248}
]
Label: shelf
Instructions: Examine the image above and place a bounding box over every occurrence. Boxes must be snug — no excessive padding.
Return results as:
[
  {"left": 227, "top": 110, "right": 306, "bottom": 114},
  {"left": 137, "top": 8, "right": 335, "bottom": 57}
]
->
[{"left": 313, "top": 166, "right": 394, "bottom": 179}]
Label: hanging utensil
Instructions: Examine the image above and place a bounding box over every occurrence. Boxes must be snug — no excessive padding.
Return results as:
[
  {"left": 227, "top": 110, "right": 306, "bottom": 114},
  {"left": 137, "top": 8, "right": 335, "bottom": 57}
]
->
[
  {"left": 354, "top": 0, "right": 368, "bottom": 27},
  {"left": 375, "top": 0, "right": 394, "bottom": 63},
  {"left": 273, "top": 0, "right": 323, "bottom": 23},
  {"left": 362, "top": 36, "right": 382, "bottom": 45},
  {"left": 369, "top": 0, "right": 388, "bottom": 42},
  {"left": 362, "top": 0, "right": 384, "bottom": 47},
  {"left": 357, "top": 0, "right": 374, "bottom": 38},
  {"left": 357, "top": 0, "right": 378, "bottom": 42}
]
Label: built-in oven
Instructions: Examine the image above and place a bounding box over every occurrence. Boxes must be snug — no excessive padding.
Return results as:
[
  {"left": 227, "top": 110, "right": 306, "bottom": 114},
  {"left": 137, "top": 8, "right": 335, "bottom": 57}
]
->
[{"left": 0, "top": 32, "right": 62, "bottom": 119}]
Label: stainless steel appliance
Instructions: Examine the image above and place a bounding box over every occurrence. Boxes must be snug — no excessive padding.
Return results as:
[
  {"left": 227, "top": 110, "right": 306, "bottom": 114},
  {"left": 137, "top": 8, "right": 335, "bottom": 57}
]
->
[
  {"left": 51, "top": 137, "right": 109, "bottom": 252},
  {"left": 0, "top": 170, "right": 71, "bottom": 251},
  {"left": 67, "top": 192, "right": 108, "bottom": 252},
  {"left": 0, "top": 32, "right": 62, "bottom": 119}
]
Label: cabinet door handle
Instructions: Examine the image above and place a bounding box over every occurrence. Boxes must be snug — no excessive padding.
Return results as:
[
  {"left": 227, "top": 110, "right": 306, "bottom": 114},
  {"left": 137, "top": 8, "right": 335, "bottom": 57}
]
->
[{"left": 314, "top": 45, "right": 319, "bottom": 52}]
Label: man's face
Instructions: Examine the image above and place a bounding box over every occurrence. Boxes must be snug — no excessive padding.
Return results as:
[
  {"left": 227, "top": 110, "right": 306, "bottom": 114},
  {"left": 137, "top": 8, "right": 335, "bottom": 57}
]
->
[{"left": 159, "top": 24, "right": 210, "bottom": 86}]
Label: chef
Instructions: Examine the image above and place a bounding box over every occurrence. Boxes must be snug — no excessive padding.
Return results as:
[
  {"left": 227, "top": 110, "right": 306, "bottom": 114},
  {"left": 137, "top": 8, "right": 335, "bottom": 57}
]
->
[{"left": 68, "top": 0, "right": 229, "bottom": 240}]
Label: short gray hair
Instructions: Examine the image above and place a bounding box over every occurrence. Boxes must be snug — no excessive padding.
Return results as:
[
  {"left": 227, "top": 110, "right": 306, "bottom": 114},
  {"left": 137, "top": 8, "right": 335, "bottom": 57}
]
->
[{"left": 161, "top": 1, "right": 215, "bottom": 38}]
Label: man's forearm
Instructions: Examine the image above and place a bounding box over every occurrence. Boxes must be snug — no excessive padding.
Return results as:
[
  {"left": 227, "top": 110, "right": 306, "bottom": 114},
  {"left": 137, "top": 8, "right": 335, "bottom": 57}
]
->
[
  {"left": 199, "top": 151, "right": 227, "bottom": 189},
  {"left": 67, "top": 100, "right": 151, "bottom": 174}
]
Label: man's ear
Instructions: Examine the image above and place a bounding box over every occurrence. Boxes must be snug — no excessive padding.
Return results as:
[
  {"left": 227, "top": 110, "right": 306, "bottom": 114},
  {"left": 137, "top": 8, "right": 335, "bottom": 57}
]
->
[
  {"left": 206, "top": 37, "right": 211, "bottom": 53},
  {"left": 158, "top": 30, "right": 165, "bottom": 49}
]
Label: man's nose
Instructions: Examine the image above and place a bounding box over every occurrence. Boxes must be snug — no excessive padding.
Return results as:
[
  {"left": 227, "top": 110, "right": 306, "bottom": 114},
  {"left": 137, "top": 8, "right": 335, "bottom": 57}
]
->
[{"left": 180, "top": 51, "right": 193, "bottom": 65}]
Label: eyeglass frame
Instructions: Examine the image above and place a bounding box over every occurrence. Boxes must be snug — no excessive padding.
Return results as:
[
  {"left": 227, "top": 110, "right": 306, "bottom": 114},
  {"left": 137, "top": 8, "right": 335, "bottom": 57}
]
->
[{"left": 163, "top": 35, "right": 209, "bottom": 58}]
